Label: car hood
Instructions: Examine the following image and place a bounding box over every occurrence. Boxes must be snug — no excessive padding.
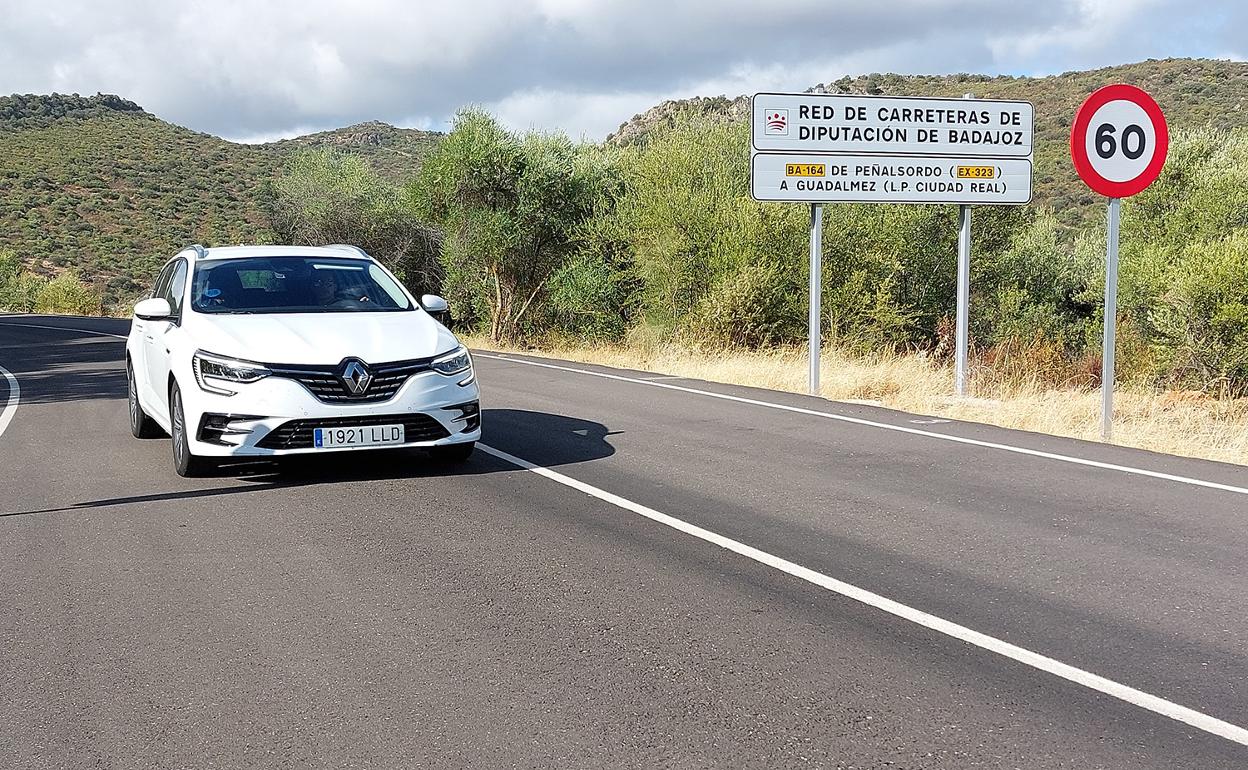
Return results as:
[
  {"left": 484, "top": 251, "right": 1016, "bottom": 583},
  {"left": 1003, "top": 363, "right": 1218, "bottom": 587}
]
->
[{"left": 186, "top": 310, "right": 460, "bottom": 365}]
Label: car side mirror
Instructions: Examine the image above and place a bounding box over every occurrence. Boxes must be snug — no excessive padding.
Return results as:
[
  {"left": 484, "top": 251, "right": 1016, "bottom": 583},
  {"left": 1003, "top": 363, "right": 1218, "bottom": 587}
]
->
[
  {"left": 420, "top": 294, "right": 449, "bottom": 314},
  {"left": 420, "top": 294, "right": 451, "bottom": 325},
  {"left": 134, "top": 297, "right": 173, "bottom": 320}
]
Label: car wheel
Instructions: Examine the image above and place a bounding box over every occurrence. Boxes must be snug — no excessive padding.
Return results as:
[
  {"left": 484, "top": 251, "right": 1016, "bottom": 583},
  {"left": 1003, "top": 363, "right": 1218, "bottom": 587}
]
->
[
  {"left": 127, "top": 361, "right": 163, "bottom": 438},
  {"left": 170, "top": 382, "right": 214, "bottom": 478},
  {"left": 429, "top": 441, "right": 475, "bottom": 463}
]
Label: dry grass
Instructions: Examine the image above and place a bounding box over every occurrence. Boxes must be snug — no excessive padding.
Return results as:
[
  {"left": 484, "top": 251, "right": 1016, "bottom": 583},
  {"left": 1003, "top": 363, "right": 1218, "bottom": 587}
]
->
[{"left": 465, "top": 335, "right": 1248, "bottom": 467}]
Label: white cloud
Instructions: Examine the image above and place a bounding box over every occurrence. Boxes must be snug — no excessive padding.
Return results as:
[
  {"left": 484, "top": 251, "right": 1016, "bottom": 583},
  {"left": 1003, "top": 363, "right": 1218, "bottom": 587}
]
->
[{"left": 0, "top": 0, "right": 1240, "bottom": 141}]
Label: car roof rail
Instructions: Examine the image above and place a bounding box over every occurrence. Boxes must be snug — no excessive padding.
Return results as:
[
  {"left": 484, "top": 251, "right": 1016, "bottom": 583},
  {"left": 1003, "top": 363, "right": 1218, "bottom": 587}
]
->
[
  {"left": 325, "top": 243, "right": 370, "bottom": 259},
  {"left": 181, "top": 244, "right": 209, "bottom": 259}
]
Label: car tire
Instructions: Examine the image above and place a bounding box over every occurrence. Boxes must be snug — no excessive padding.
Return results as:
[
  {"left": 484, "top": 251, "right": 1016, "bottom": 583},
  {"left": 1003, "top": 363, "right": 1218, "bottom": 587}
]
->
[
  {"left": 429, "top": 441, "right": 475, "bottom": 463},
  {"left": 127, "top": 361, "right": 163, "bottom": 439},
  {"left": 170, "top": 382, "right": 214, "bottom": 478}
]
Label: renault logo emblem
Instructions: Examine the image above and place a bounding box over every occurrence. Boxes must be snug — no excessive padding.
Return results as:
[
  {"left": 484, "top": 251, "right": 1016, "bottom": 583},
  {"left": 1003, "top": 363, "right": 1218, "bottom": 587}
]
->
[{"left": 341, "top": 359, "right": 373, "bottom": 395}]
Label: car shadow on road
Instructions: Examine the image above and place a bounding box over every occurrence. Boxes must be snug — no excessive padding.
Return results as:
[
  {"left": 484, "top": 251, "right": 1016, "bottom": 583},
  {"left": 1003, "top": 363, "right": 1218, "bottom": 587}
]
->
[{"left": 0, "top": 409, "right": 619, "bottom": 518}]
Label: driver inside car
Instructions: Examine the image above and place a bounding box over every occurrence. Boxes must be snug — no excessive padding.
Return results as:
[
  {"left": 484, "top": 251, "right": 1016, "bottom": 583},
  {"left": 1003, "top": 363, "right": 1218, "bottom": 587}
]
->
[{"left": 311, "top": 270, "right": 370, "bottom": 306}]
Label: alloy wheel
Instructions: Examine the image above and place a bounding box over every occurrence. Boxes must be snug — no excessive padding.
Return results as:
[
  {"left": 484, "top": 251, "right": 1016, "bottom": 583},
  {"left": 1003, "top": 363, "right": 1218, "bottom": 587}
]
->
[
  {"left": 172, "top": 390, "right": 185, "bottom": 467},
  {"left": 127, "top": 367, "right": 138, "bottom": 428}
]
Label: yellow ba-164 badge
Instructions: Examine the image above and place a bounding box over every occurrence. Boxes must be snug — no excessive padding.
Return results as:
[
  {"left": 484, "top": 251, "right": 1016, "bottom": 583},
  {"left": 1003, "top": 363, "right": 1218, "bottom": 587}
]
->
[{"left": 785, "top": 163, "right": 826, "bottom": 177}]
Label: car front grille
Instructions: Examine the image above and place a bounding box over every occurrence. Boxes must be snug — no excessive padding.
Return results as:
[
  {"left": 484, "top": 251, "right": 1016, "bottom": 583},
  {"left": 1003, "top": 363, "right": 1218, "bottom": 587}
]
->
[
  {"left": 267, "top": 357, "right": 435, "bottom": 404},
  {"left": 255, "top": 413, "right": 450, "bottom": 450}
]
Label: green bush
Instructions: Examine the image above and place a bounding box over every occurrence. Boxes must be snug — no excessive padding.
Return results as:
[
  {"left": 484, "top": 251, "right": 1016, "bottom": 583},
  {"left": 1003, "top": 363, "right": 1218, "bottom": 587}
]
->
[
  {"left": 34, "top": 270, "right": 101, "bottom": 315},
  {"left": 688, "top": 261, "right": 805, "bottom": 348},
  {"left": 546, "top": 252, "right": 633, "bottom": 343},
  {"left": 972, "top": 209, "right": 1095, "bottom": 352},
  {"left": 1144, "top": 234, "right": 1248, "bottom": 394}
]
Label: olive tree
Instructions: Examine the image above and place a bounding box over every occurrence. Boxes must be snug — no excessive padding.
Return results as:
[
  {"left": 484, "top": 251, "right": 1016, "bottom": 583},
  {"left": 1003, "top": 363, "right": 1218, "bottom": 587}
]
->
[
  {"left": 410, "top": 109, "right": 611, "bottom": 342},
  {"left": 270, "top": 150, "right": 441, "bottom": 294}
]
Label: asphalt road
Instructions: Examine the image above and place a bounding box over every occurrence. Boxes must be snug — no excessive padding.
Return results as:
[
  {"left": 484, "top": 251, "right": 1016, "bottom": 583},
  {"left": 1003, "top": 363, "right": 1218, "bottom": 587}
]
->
[{"left": 2, "top": 314, "right": 1247, "bottom": 768}]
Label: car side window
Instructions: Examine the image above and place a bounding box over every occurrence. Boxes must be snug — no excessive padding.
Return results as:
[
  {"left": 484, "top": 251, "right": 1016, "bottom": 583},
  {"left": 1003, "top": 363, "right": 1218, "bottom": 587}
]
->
[
  {"left": 164, "top": 259, "right": 188, "bottom": 316},
  {"left": 151, "top": 262, "right": 175, "bottom": 300}
]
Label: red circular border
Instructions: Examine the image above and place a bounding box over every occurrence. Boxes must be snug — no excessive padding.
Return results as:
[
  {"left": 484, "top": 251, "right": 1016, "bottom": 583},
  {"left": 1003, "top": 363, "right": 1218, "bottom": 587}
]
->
[{"left": 1070, "top": 84, "right": 1169, "bottom": 198}]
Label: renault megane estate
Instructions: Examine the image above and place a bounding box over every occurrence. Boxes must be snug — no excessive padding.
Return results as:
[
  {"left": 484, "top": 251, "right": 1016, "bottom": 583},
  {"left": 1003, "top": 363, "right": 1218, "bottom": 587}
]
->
[{"left": 126, "top": 244, "right": 480, "bottom": 477}]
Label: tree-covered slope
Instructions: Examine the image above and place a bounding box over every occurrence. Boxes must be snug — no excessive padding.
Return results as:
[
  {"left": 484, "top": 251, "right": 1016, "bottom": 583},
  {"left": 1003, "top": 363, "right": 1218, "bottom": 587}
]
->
[{"left": 270, "top": 121, "right": 440, "bottom": 182}]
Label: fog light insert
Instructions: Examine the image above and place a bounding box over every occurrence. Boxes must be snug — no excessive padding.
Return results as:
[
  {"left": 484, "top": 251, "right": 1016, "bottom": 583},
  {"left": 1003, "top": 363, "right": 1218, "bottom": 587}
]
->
[
  {"left": 447, "top": 401, "right": 480, "bottom": 433},
  {"left": 198, "top": 413, "right": 265, "bottom": 446}
]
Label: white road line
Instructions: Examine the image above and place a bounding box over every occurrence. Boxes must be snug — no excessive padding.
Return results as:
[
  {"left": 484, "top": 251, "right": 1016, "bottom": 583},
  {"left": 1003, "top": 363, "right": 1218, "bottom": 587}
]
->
[
  {"left": 0, "top": 365, "right": 19, "bottom": 440},
  {"left": 477, "top": 353, "right": 1248, "bottom": 497},
  {"left": 0, "top": 321, "right": 127, "bottom": 339},
  {"left": 478, "top": 441, "right": 1248, "bottom": 748}
]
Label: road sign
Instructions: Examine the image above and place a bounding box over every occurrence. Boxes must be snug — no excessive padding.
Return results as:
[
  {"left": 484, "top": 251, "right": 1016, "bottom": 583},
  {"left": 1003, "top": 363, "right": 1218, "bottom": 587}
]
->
[
  {"left": 750, "top": 90, "right": 1036, "bottom": 397},
  {"left": 750, "top": 153, "right": 1032, "bottom": 205},
  {"left": 1070, "top": 84, "right": 1168, "bottom": 441},
  {"left": 752, "top": 92, "right": 1034, "bottom": 157},
  {"left": 1070, "top": 84, "right": 1169, "bottom": 198}
]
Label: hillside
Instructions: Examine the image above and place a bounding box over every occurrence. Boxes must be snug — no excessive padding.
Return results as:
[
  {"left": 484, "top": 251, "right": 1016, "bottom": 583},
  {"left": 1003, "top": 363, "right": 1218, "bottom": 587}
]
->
[
  {"left": 0, "top": 95, "right": 275, "bottom": 302},
  {"left": 609, "top": 58, "right": 1248, "bottom": 226},
  {"left": 0, "top": 94, "right": 437, "bottom": 304},
  {"left": 270, "top": 121, "right": 440, "bottom": 182}
]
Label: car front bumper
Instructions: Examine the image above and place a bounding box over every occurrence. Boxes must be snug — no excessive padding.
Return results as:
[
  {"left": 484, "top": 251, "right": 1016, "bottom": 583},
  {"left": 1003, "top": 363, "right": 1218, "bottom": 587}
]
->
[{"left": 179, "top": 367, "right": 481, "bottom": 457}]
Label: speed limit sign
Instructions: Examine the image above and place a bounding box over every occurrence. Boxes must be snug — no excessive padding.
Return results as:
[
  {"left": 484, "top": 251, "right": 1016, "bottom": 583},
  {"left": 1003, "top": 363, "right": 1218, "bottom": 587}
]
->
[
  {"left": 1070, "top": 84, "right": 1168, "bottom": 442},
  {"left": 1071, "top": 83, "right": 1168, "bottom": 198}
]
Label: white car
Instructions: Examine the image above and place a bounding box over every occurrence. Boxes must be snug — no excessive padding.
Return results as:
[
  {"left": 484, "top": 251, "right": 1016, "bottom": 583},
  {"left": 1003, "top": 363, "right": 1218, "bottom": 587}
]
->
[{"left": 126, "top": 244, "right": 481, "bottom": 477}]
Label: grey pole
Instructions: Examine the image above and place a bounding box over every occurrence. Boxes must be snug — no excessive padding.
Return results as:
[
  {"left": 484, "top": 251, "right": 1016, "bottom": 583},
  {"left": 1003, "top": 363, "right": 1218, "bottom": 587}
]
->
[
  {"left": 955, "top": 204, "right": 972, "bottom": 396},
  {"left": 954, "top": 92, "right": 975, "bottom": 397},
  {"left": 809, "top": 203, "right": 823, "bottom": 395},
  {"left": 1101, "top": 197, "right": 1121, "bottom": 441}
]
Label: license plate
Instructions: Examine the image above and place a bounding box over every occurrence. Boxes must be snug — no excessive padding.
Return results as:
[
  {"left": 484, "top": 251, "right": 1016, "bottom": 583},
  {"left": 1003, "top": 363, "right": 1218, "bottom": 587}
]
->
[{"left": 313, "top": 424, "right": 405, "bottom": 448}]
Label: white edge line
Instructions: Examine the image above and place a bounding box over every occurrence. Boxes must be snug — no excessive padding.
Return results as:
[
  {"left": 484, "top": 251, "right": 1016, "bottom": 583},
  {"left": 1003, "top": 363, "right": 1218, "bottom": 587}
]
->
[
  {"left": 0, "top": 364, "right": 19, "bottom": 439},
  {"left": 476, "top": 353, "right": 1248, "bottom": 497},
  {"left": 477, "top": 442, "right": 1248, "bottom": 748}
]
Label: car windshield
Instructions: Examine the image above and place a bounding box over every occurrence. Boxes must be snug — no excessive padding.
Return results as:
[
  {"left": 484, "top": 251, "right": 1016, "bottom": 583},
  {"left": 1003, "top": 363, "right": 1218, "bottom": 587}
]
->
[{"left": 191, "top": 257, "right": 414, "bottom": 314}]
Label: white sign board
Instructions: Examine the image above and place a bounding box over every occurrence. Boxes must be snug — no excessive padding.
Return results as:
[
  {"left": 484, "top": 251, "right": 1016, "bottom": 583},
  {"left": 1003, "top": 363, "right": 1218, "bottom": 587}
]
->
[
  {"left": 750, "top": 153, "right": 1032, "bottom": 205},
  {"left": 752, "top": 93, "right": 1034, "bottom": 158}
]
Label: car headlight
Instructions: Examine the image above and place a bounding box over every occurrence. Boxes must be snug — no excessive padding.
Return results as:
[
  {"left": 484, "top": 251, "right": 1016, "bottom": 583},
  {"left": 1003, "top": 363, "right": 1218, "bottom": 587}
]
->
[
  {"left": 193, "top": 350, "right": 271, "bottom": 396},
  {"left": 431, "top": 345, "right": 472, "bottom": 376}
]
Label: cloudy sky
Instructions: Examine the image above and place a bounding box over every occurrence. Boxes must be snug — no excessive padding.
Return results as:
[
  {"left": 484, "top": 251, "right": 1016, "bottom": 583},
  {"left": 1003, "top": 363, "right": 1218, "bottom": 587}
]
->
[{"left": 0, "top": 0, "right": 1241, "bottom": 142}]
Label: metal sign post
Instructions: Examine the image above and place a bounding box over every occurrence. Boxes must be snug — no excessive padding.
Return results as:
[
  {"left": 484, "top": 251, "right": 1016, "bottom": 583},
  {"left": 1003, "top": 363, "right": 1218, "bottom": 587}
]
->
[
  {"left": 1101, "top": 197, "right": 1121, "bottom": 440},
  {"left": 954, "top": 92, "right": 974, "bottom": 398},
  {"left": 1070, "top": 83, "right": 1168, "bottom": 441},
  {"left": 808, "top": 203, "right": 823, "bottom": 395},
  {"left": 955, "top": 204, "right": 971, "bottom": 396}
]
